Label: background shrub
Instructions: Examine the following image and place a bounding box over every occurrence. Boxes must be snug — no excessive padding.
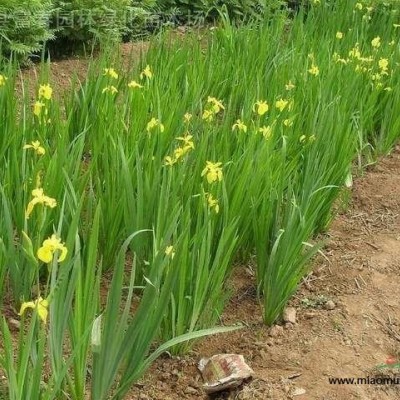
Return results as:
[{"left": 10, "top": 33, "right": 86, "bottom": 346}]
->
[
  {"left": 0, "top": 0, "right": 54, "bottom": 61},
  {"left": 125, "top": 1, "right": 157, "bottom": 40},
  {"left": 52, "top": 0, "right": 132, "bottom": 44},
  {"left": 0, "top": 0, "right": 302, "bottom": 62},
  {"left": 157, "top": 0, "right": 284, "bottom": 21}
]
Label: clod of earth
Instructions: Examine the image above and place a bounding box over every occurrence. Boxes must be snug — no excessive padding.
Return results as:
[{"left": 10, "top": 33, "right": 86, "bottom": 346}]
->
[{"left": 283, "top": 307, "right": 297, "bottom": 324}]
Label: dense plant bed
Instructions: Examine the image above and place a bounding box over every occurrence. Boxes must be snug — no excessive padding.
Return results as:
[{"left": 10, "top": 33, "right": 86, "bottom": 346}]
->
[{"left": 0, "top": 0, "right": 400, "bottom": 398}]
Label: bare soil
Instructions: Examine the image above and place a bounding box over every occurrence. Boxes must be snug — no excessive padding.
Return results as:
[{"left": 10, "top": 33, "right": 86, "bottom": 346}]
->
[
  {"left": 129, "top": 147, "right": 400, "bottom": 399},
  {"left": 16, "top": 41, "right": 148, "bottom": 99}
]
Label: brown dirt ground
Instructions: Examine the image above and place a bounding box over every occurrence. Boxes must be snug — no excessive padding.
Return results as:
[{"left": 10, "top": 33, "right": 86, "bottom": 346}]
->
[
  {"left": 16, "top": 41, "right": 149, "bottom": 99},
  {"left": 17, "top": 27, "right": 194, "bottom": 98},
  {"left": 6, "top": 41, "right": 400, "bottom": 400},
  {"left": 128, "top": 146, "right": 400, "bottom": 400}
]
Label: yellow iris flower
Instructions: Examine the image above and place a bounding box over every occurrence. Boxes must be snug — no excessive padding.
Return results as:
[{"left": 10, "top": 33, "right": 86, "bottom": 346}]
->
[
  {"left": 201, "top": 161, "right": 223, "bottom": 184},
  {"left": 308, "top": 64, "right": 320, "bottom": 76},
  {"left": 0, "top": 74, "right": 7, "bottom": 87},
  {"left": 102, "top": 86, "right": 118, "bottom": 95},
  {"left": 38, "top": 84, "right": 53, "bottom": 100},
  {"left": 23, "top": 141, "right": 45, "bottom": 155},
  {"left": 285, "top": 81, "right": 295, "bottom": 91},
  {"left": 259, "top": 125, "right": 272, "bottom": 140},
  {"left": 378, "top": 58, "right": 389, "bottom": 73},
  {"left": 165, "top": 245, "right": 175, "bottom": 259},
  {"left": 164, "top": 156, "right": 176, "bottom": 166},
  {"left": 19, "top": 297, "right": 49, "bottom": 323},
  {"left": 371, "top": 36, "right": 381, "bottom": 48},
  {"left": 177, "top": 134, "right": 195, "bottom": 150},
  {"left": 184, "top": 113, "right": 193, "bottom": 123},
  {"left": 33, "top": 101, "right": 45, "bottom": 117},
  {"left": 140, "top": 65, "right": 153, "bottom": 80},
  {"left": 207, "top": 97, "right": 225, "bottom": 114},
  {"left": 37, "top": 234, "right": 68, "bottom": 263},
  {"left": 283, "top": 118, "right": 293, "bottom": 127},
  {"left": 202, "top": 109, "right": 214, "bottom": 122},
  {"left": 147, "top": 117, "right": 164, "bottom": 133},
  {"left": 128, "top": 80, "right": 143, "bottom": 89},
  {"left": 164, "top": 135, "right": 194, "bottom": 166},
  {"left": 104, "top": 68, "right": 119, "bottom": 79},
  {"left": 206, "top": 193, "right": 220, "bottom": 214},
  {"left": 232, "top": 119, "right": 248, "bottom": 133},
  {"left": 275, "top": 99, "right": 289, "bottom": 112},
  {"left": 253, "top": 100, "right": 269, "bottom": 116},
  {"left": 25, "top": 188, "right": 57, "bottom": 219}
]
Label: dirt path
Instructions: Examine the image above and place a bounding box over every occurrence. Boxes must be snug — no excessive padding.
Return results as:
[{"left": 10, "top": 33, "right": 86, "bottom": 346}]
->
[{"left": 130, "top": 147, "right": 400, "bottom": 399}]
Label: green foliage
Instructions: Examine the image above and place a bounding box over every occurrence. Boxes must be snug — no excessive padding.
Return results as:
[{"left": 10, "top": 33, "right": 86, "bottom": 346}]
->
[
  {"left": 159, "top": 0, "right": 278, "bottom": 20},
  {"left": 52, "top": 0, "right": 132, "bottom": 43},
  {"left": 0, "top": 0, "right": 156, "bottom": 59},
  {"left": 0, "top": 0, "right": 54, "bottom": 61},
  {"left": 125, "top": 1, "right": 157, "bottom": 40}
]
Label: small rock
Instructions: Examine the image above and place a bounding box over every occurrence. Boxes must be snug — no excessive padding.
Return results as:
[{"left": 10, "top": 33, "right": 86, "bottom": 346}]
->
[
  {"left": 304, "top": 312, "right": 317, "bottom": 319},
  {"left": 292, "top": 387, "right": 306, "bottom": 396},
  {"left": 188, "top": 380, "right": 199, "bottom": 388},
  {"left": 161, "top": 372, "right": 171, "bottom": 381},
  {"left": 184, "top": 386, "right": 198, "bottom": 395},
  {"left": 324, "top": 300, "right": 336, "bottom": 310},
  {"left": 269, "top": 325, "right": 284, "bottom": 337},
  {"left": 8, "top": 318, "right": 21, "bottom": 329},
  {"left": 313, "top": 268, "right": 323, "bottom": 277},
  {"left": 283, "top": 384, "right": 291, "bottom": 394},
  {"left": 260, "top": 350, "right": 268, "bottom": 361},
  {"left": 199, "top": 354, "right": 254, "bottom": 394},
  {"left": 283, "top": 307, "right": 297, "bottom": 324},
  {"left": 156, "top": 381, "right": 167, "bottom": 390}
]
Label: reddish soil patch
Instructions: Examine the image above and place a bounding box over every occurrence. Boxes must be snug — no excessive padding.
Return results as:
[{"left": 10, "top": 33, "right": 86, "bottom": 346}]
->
[
  {"left": 129, "top": 147, "right": 400, "bottom": 399},
  {"left": 15, "top": 41, "right": 148, "bottom": 99}
]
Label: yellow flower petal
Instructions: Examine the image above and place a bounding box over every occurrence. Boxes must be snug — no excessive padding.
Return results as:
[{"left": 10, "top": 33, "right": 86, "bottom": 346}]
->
[
  {"left": 37, "top": 246, "right": 53, "bottom": 263},
  {"left": 18, "top": 301, "right": 35, "bottom": 316},
  {"left": 253, "top": 101, "right": 269, "bottom": 116},
  {"left": 58, "top": 246, "right": 68, "bottom": 262},
  {"left": 18, "top": 297, "right": 49, "bottom": 323},
  {"left": 104, "top": 68, "right": 119, "bottom": 80},
  {"left": 165, "top": 245, "right": 175, "bottom": 259},
  {"left": 0, "top": 74, "right": 7, "bottom": 87},
  {"left": 37, "top": 234, "right": 67, "bottom": 263},
  {"left": 38, "top": 84, "right": 53, "bottom": 100},
  {"left": 140, "top": 65, "right": 153, "bottom": 80},
  {"left": 25, "top": 197, "right": 40, "bottom": 219},
  {"left": 128, "top": 80, "right": 143, "bottom": 89},
  {"left": 37, "top": 302, "right": 49, "bottom": 323}
]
